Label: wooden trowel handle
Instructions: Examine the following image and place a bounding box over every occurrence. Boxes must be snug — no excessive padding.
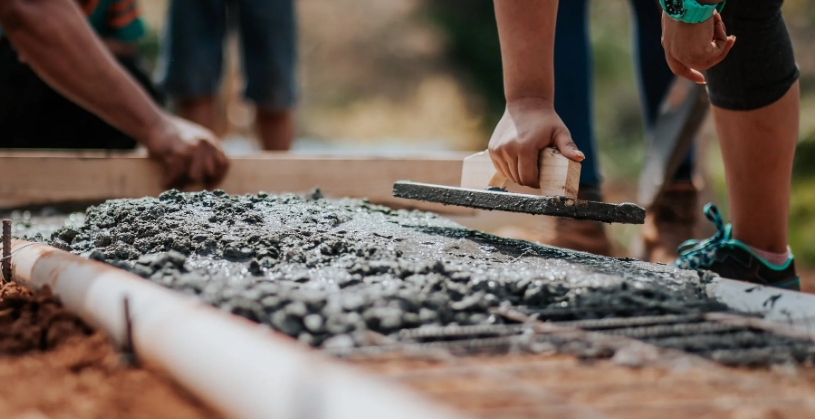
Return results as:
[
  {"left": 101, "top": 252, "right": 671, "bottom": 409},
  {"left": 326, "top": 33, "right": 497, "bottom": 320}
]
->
[
  {"left": 461, "top": 147, "right": 581, "bottom": 199},
  {"left": 538, "top": 148, "right": 581, "bottom": 199},
  {"left": 488, "top": 173, "right": 508, "bottom": 189}
]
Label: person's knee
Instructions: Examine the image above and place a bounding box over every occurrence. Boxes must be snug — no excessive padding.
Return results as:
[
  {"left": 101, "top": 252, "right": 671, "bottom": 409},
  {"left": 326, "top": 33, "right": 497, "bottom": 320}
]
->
[{"left": 706, "top": 0, "right": 798, "bottom": 111}]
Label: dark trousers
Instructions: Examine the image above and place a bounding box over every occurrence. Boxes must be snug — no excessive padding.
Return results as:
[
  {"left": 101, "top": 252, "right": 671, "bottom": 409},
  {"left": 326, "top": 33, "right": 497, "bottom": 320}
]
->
[{"left": 554, "top": 0, "right": 694, "bottom": 186}]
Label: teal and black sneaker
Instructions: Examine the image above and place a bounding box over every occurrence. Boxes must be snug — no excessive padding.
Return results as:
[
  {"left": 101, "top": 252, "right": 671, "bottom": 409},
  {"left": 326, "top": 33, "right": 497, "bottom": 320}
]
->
[{"left": 674, "top": 203, "right": 800, "bottom": 291}]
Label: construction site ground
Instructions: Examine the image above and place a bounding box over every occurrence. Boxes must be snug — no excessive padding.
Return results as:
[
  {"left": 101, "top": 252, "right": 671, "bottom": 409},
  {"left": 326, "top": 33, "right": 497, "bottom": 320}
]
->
[
  {"left": 350, "top": 351, "right": 815, "bottom": 419},
  {"left": 5, "top": 191, "right": 815, "bottom": 418},
  {"left": 0, "top": 282, "right": 221, "bottom": 419}
]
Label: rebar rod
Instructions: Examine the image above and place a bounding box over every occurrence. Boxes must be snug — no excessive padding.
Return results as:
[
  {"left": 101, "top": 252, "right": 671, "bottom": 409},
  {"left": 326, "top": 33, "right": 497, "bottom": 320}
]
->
[{"left": 2, "top": 220, "right": 10, "bottom": 282}]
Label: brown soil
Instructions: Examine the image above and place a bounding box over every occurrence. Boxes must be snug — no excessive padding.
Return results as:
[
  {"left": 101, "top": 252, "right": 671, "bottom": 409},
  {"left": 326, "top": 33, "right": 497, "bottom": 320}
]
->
[
  {"left": 0, "top": 282, "right": 223, "bottom": 419},
  {"left": 351, "top": 351, "right": 815, "bottom": 419},
  {"left": 798, "top": 269, "right": 815, "bottom": 294},
  {"left": 0, "top": 283, "right": 92, "bottom": 355}
]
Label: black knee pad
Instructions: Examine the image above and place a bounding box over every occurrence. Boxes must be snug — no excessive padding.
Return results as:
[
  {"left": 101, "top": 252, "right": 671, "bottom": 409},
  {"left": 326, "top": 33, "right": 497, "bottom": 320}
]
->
[{"left": 705, "top": 0, "right": 799, "bottom": 111}]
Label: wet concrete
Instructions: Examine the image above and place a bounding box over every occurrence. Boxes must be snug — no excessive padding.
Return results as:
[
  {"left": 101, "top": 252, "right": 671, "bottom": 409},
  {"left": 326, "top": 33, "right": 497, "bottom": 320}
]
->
[
  {"left": 393, "top": 181, "right": 645, "bottom": 224},
  {"left": 35, "top": 190, "right": 709, "bottom": 348}
]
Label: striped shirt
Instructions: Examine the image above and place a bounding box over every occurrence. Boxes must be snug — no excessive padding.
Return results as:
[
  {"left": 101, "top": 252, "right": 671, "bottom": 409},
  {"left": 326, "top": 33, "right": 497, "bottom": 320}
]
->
[
  {"left": 83, "top": 0, "right": 146, "bottom": 42},
  {"left": 0, "top": 0, "right": 145, "bottom": 42}
]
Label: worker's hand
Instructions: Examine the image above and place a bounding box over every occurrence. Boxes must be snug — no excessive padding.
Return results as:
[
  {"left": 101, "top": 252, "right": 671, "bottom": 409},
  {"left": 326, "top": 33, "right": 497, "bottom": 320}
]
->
[
  {"left": 661, "top": 10, "right": 736, "bottom": 84},
  {"left": 488, "top": 98, "right": 584, "bottom": 189},
  {"left": 144, "top": 115, "right": 230, "bottom": 189}
]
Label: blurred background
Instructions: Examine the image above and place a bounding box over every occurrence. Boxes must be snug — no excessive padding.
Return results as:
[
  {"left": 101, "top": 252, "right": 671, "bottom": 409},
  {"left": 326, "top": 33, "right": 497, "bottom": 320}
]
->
[{"left": 137, "top": 0, "right": 815, "bottom": 270}]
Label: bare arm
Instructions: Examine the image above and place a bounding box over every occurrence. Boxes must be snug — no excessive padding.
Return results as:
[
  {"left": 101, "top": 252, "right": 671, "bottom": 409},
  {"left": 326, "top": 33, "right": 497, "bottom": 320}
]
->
[
  {"left": 0, "top": 0, "right": 229, "bottom": 187},
  {"left": 493, "top": 0, "right": 559, "bottom": 103},
  {"left": 660, "top": 1, "right": 734, "bottom": 83},
  {"left": 103, "top": 39, "right": 139, "bottom": 57},
  {"left": 0, "top": 0, "right": 165, "bottom": 147},
  {"left": 488, "top": 0, "right": 583, "bottom": 188}
]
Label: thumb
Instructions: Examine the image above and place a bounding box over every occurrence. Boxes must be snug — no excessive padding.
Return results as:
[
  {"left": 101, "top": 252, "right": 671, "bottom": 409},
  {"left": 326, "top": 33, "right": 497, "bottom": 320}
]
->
[
  {"left": 552, "top": 128, "right": 584, "bottom": 163},
  {"left": 667, "top": 55, "right": 707, "bottom": 84}
]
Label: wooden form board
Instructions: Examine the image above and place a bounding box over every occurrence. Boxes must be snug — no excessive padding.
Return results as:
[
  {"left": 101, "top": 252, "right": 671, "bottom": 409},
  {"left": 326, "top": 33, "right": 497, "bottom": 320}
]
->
[{"left": 0, "top": 151, "right": 474, "bottom": 214}]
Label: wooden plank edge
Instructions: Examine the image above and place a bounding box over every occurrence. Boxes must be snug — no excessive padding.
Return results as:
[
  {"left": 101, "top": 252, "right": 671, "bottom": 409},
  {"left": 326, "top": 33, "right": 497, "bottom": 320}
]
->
[{"left": 0, "top": 154, "right": 476, "bottom": 215}]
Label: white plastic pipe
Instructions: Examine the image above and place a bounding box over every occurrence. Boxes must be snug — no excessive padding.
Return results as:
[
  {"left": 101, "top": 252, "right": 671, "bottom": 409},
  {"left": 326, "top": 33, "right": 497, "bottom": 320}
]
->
[
  {"left": 707, "top": 277, "right": 815, "bottom": 335},
  {"left": 9, "top": 240, "right": 462, "bottom": 419}
]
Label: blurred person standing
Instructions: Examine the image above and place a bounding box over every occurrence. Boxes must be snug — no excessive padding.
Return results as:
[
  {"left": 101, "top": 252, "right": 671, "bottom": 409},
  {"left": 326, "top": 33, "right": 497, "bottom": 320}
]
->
[
  {"left": 546, "top": 0, "right": 697, "bottom": 261},
  {"left": 156, "top": 0, "right": 297, "bottom": 150}
]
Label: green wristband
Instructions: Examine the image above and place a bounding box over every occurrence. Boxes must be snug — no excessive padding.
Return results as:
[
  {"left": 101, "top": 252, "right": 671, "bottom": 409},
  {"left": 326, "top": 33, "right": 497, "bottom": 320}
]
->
[{"left": 660, "top": 0, "right": 726, "bottom": 24}]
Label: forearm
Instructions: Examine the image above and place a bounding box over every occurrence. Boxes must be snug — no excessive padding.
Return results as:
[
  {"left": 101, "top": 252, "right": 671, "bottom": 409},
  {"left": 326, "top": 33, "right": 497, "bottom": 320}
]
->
[
  {"left": 0, "top": 0, "right": 166, "bottom": 146},
  {"left": 493, "top": 0, "right": 559, "bottom": 103},
  {"left": 103, "top": 39, "right": 139, "bottom": 57}
]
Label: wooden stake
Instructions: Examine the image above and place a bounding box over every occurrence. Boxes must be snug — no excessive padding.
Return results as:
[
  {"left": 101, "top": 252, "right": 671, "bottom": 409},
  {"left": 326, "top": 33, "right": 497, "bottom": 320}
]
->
[
  {"left": 121, "top": 296, "right": 139, "bottom": 367},
  {"left": 2, "top": 219, "right": 10, "bottom": 283}
]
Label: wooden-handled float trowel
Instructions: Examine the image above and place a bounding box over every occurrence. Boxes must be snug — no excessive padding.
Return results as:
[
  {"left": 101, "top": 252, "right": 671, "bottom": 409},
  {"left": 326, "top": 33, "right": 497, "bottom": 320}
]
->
[{"left": 393, "top": 147, "right": 645, "bottom": 224}]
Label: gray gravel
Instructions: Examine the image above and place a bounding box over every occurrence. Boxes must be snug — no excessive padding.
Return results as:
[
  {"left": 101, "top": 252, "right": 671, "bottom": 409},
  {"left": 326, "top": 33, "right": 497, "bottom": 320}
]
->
[{"left": 31, "top": 190, "right": 718, "bottom": 348}]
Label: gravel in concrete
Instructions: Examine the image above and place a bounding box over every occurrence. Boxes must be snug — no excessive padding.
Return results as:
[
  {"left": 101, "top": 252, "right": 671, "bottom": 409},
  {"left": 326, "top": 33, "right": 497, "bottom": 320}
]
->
[{"left": 38, "top": 190, "right": 714, "bottom": 348}]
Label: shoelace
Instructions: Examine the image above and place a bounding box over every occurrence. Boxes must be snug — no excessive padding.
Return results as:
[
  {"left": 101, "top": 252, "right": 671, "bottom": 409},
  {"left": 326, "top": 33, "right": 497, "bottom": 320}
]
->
[{"left": 674, "top": 203, "right": 728, "bottom": 270}]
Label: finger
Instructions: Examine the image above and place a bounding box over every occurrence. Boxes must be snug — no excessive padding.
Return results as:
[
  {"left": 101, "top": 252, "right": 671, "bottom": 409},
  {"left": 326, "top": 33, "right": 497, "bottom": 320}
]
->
[
  {"left": 488, "top": 147, "right": 512, "bottom": 182},
  {"left": 666, "top": 54, "right": 706, "bottom": 84},
  {"left": 709, "top": 11, "right": 737, "bottom": 66},
  {"left": 165, "top": 167, "right": 188, "bottom": 190},
  {"left": 717, "top": 35, "right": 736, "bottom": 62},
  {"left": 502, "top": 149, "right": 521, "bottom": 185},
  {"left": 712, "top": 9, "right": 724, "bottom": 26},
  {"left": 215, "top": 148, "right": 229, "bottom": 178},
  {"left": 552, "top": 130, "right": 584, "bottom": 163},
  {"left": 163, "top": 157, "right": 188, "bottom": 189},
  {"left": 517, "top": 145, "right": 540, "bottom": 189},
  {"left": 713, "top": 12, "right": 727, "bottom": 44},
  {"left": 202, "top": 141, "right": 229, "bottom": 187},
  {"left": 188, "top": 148, "right": 207, "bottom": 186},
  {"left": 711, "top": 14, "right": 730, "bottom": 56},
  {"left": 203, "top": 153, "right": 217, "bottom": 188},
  {"left": 205, "top": 149, "right": 228, "bottom": 188}
]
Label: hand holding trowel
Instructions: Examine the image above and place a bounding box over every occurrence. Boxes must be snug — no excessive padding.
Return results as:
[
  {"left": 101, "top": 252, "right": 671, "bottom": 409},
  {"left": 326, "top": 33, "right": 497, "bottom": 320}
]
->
[
  {"left": 394, "top": 95, "right": 644, "bottom": 224},
  {"left": 393, "top": 146, "right": 645, "bottom": 224}
]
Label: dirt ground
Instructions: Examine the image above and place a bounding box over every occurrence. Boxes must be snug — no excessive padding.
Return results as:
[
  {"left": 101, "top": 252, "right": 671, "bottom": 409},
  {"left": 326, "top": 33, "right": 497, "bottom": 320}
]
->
[
  {"left": 0, "top": 282, "right": 223, "bottom": 419},
  {"left": 797, "top": 270, "right": 815, "bottom": 294},
  {"left": 352, "top": 351, "right": 815, "bottom": 419}
]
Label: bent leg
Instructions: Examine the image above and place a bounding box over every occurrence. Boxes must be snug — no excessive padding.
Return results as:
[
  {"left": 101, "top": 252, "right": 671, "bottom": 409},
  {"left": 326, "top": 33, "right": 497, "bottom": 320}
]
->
[
  {"left": 238, "top": 0, "right": 297, "bottom": 150},
  {"left": 713, "top": 85, "right": 799, "bottom": 253},
  {"left": 706, "top": 0, "right": 799, "bottom": 253},
  {"left": 156, "top": 0, "right": 226, "bottom": 133},
  {"left": 256, "top": 108, "right": 294, "bottom": 151}
]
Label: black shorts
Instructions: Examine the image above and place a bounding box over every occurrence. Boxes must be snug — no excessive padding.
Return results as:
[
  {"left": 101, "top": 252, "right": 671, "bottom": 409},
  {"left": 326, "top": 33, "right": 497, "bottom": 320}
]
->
[
  {"left": 0, "top": 40, "right": 163, "bottom": 149},
  {"left": 706, "top": 0, "right": 799, "bottom": 111}
]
